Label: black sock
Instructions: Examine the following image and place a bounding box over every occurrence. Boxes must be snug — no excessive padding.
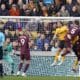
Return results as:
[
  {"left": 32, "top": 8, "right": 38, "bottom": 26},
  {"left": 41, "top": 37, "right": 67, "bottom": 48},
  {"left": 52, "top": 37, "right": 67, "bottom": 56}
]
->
[
  {"left": 0, "top": 63, "right": 3, "bottom": 77},
  {"left": 11, "top": 63, "right": 14, "bottom": 74}
]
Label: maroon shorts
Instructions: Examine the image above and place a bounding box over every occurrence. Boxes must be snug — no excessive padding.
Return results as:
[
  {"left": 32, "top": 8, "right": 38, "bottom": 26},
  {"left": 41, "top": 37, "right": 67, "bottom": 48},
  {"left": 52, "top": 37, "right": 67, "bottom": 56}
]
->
[
  {"left": 65, "top": 41, "right": 72, "bottom": 48},
  {"left": 76, "top": 41, "right": 80, "bottom": 52},
  {"left": 20, "top": 52, "right": 30, "bottom": 60},
  {"left": 65, "top": 34, "right": 72, "bottom": 48}
]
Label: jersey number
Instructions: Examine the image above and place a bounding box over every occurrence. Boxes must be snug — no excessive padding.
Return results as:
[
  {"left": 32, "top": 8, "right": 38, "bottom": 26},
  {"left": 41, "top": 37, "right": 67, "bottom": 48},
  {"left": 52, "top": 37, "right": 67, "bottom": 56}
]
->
[
  {"left": 20, "top": 39, "right": 25, "bottom": 45},
  {"left": 71, "top": 28, "right": 77, "bottom": 34}
]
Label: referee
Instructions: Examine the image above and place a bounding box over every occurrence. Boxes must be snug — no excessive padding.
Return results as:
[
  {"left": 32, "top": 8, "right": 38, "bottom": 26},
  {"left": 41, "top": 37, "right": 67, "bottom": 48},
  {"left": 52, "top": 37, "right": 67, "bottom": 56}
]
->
[{"left": 0, "top": 29, "right": 5, "bottom": 77}]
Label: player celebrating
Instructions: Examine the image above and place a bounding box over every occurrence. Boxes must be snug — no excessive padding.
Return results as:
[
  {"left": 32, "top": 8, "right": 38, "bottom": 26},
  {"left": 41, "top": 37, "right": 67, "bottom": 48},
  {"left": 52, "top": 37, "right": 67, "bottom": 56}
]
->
[
  {"left": 17, "top": 30, "right": 30, "bottom": 77},
  {"left": 3, "top": 37, "right": 14, "bottom": 75},
  {"left": 51, "top": 21, "right": 68, "bottom": 66}
]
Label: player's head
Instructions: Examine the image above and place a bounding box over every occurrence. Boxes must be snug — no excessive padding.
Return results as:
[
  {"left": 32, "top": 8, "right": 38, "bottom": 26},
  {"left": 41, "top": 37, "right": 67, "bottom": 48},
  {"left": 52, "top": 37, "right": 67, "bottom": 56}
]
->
[
  {"left": 23, "top": 29, "right": 27, "bottom": 35},
  {"left": 6, "top": 37, "right": 10, "bottom": 43},
  {"left": 40, "top": 34, "right": 45, "bottom": 40},
  {"left": 73, "top": 20, "right": 79, "bottom": 27},
  {"left": 57, "top": 21, "right": 63, "bottom": 28},
  {"left": 19, "top": 30, "right": 24, "bottom": 35},
  {"left": 44, "top": 43, "right": 49, "bottom": 49}
]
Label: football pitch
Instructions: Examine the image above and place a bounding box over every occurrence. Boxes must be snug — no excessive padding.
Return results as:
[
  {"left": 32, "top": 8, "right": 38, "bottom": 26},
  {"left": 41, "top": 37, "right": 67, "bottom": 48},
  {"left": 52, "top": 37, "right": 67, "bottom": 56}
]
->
[{"left": 0, "top": 76, "right": 80, "bottom": 80}]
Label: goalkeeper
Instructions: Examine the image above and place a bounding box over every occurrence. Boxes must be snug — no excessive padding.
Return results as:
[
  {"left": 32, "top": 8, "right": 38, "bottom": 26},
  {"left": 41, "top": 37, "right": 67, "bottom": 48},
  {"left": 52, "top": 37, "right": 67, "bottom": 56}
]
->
[{"left": 3, "top": 37, "right": 14, "bottom": 75}]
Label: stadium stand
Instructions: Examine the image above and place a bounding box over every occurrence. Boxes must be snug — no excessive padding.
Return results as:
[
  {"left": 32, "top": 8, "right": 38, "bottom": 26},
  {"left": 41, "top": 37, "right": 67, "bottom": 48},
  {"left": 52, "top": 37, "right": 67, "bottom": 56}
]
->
[{"left": 0, "top": 0, "right": 80, "bottom": 16}]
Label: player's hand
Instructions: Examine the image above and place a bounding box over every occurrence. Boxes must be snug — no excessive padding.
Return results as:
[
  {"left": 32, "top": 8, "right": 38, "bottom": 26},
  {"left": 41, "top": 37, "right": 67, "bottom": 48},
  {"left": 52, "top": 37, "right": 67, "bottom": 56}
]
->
[{"left": 67, "top": 34, "right": 71, "bottom": 39}]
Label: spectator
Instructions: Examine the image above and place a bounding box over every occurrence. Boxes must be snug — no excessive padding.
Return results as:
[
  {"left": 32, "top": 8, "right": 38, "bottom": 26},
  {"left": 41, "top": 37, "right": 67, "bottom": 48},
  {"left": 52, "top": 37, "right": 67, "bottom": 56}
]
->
[
  {"left": 0, "top": 4, "right": 9, "bottom": 16},
  {"left": 37, "top": 22, "right": 44, "bottom": 33},
  {"left": 0, "top": 0, "right": 79, "bottom": 16},
  {"left": 53, "top": 0, "right": 63, "bottom": 13},
  {"left": 28, "top": 0, "right": 35, "bottom": 10},
  {"left": 43, "top": 0, "right": 54, "bottom": 5},
  {"left": 20, "top": 4, "right": 27, "bottom": 16},
  {"left": 33, "top": 45, "right": 39, "bottom": 51},
  {"left": 48, "top": 4, "right": 55, "bottom": 16},
  {"left": 37, "top": 1, "right": 44, "bottom": 16},
  {"left": 29, "top": 39, "right": 35, "bottom": 50},
  {"left": 65, "top": 0, "right": 74, "bottom": 16},
  {"left": 41, "top": 6, "right": 49, "bottom": 16},
  {"left": 3, "top": 20, "right": 17, "bottom": 30},
  {"left": 42, "top": 43, "right": 51, "bottom": 51},
  {"left": 4, "top": 29, "right": 11, "bottom": 39},
  {"left": 6, "top": 0, "right": 14, "bottom": 10},
  {"left": 10, "top": 30, "right": 18, "bottom": 42},
  {"left": 76, "top": 0, "right": 80, "bottom": 16},
  {"left": 31, "top": 7, "right": 38, "bottom": 16},
  {"left": 17, "top": 0, "right": 24, "bottom": 9},
  {"left": 59, "top": 5, "right": 69, "bottom": 17},
  {"left": 70, "top": 5, "right": 80, "bottom": 17},
  {"left": 9, "top": 4, "right": 20, "bottom": 16},
  {"left": 36, "top": 34, "right": 45, "bottom": 50}
]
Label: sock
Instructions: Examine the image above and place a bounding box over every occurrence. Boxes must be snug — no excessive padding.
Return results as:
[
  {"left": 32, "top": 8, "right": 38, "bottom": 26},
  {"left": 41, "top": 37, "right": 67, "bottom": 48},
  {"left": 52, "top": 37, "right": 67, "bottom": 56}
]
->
[
  {"left": 54, "top": 51, "right": 61, "bottom": 62},
  {"left": 0, "top": 63, "right": 3, "bottom": 77},
  {"left": 61, "top": 56, "right": 65, "bottom": 62},
  {"left": 79, "top": 64, "right": 80, "bottom": 76},
  {"left": 11, "top": 63, "right": 14, "bottom": 74},
  {"left": 19, "top": 63, "right": 23, "bottom": 71},
  {"left": 73, "top": 59, "right": 78, "bottom": 69},
  {"left": 23, "top": 64, "right": 29, "bottom": 73}
]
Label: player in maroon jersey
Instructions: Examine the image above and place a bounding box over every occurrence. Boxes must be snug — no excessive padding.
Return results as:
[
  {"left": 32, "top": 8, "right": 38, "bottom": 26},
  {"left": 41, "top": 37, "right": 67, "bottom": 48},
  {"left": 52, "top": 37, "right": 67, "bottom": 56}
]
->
[
  {"left": 63, "top": 21, "right": 80, "bottom": 54},
  {"left": 72, "top": 27, "right": 80, "bottom": 72},
  {"left": 58, "top": 21, "right": 80, "bottom": 65},
  {"left": 17, "top": 30, "right": 30, "bottom": 76}
]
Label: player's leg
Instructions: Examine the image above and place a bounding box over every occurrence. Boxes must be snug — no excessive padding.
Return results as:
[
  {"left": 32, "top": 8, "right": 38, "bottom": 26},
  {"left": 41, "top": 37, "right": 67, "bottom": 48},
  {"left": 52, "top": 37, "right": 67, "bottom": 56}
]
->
[
  {"left": 72, "top": 44, "right": 79, "bottom": 72},
  {"left": 58, "top": 47, "right": 71, "bottom": 65},
  {"left": 11, "top": 63, "right": 14, "bottom": 74},
  {"left": 3, "top": 54, "right": 14, "bottom": 75},
  {"left": 7, "top": 55, "right": 14, "bottom": 74},
  {"left": 51, "top": 41, "right": 63, "bottom": 66},
  {"left": 22, "top": 53, "right": 30, "bottom": 76},
  {"left": 17, "top": 54, "right": 24, "bottom": 75},
  {"left": 51, "top": 48, "right": 62, "bottom": 66},
  {"left": 72, "top": 58, "right": 78, "bottom": 72},
  {"left": 58, "top": 41, "right": 72, "bottom": 65},
  {"left": 22, "top": 60, "right": 30, "bottom": 76},
  {"left": 0, "top": 60, "right": 3, "bottom": 77},
  {"left": 78, "top": 54, "right": 80, "bottom": 76},
  {"left": 0, "top": 47, "right": 3, "bottom": 77}
]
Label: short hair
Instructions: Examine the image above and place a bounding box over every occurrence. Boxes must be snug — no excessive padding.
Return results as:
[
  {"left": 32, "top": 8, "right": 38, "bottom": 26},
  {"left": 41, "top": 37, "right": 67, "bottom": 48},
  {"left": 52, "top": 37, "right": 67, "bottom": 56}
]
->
[{"left": 74, "top": 20, "right": 79, "bottom": 25}]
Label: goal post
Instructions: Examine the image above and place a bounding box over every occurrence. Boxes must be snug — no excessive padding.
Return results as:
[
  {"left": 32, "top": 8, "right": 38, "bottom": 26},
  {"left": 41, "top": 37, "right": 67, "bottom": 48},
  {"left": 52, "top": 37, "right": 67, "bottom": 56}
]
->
[{"left": 1, "top": 17, "right": 80, "bottom": 77}]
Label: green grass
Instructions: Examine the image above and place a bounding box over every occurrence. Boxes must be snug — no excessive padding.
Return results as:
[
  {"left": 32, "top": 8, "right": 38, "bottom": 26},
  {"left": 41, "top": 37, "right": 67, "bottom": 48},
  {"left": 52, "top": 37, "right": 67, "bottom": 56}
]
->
[{"left": 0, "top": 76, "right": 80, "bottom": 80}]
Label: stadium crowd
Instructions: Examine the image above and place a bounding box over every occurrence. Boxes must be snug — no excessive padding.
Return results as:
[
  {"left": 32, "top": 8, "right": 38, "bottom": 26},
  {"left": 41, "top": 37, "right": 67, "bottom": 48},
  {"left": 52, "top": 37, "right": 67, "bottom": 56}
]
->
[
  {"left": 0, "top": 0, "right": 80, "bottom": 16},
  {"left": 0, "top": 18, "right": 79, "bottom": 52}
]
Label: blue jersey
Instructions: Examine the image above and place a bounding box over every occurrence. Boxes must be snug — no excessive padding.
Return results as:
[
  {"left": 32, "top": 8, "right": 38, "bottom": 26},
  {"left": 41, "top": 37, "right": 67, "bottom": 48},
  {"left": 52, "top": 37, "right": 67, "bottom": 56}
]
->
[{"left": 0, "top": 32, "right": 5, "bottom": 47}]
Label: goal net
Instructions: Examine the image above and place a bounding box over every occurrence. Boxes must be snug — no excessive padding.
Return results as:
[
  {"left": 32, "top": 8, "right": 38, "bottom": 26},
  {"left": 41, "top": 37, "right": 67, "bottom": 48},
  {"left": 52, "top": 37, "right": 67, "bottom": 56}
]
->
[{"left": 1, "top": 17, "right": 79, "bottom": 76}]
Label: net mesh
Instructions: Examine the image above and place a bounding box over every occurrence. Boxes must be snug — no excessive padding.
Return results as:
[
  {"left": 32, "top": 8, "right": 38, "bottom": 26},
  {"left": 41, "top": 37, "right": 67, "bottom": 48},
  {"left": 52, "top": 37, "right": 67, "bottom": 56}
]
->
[{"left": 3, "top": 51, "right": 78, "bottom": 76}]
